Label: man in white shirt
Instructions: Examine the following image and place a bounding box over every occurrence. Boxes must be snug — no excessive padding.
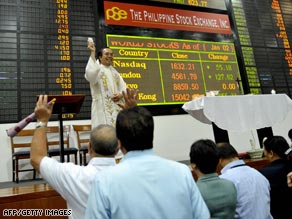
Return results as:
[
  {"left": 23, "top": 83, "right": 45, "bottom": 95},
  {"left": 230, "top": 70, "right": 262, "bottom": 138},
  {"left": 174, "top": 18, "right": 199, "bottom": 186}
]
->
[{"left": 31, "top": 90, "right": 137, "bottom": 219}]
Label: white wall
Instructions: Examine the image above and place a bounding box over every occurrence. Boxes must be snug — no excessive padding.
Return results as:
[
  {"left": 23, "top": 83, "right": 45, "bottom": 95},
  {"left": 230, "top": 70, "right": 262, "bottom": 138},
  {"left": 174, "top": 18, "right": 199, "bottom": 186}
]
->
[{"left": 1, "top": 111, "right": 291, "bottom": 183}]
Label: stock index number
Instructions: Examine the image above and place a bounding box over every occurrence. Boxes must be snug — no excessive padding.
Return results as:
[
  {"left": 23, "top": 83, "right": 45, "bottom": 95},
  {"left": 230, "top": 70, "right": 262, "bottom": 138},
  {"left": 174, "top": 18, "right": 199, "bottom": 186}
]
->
[
  {"left": 215, "top": 73, "right": 234, "bottom": 81},
  {"left": 215, "top": 64, "right": 233, "bottom": 71},
  {"left": 171, "top": 73, "right": 198, "bottom": 80},
  {"left": 171, "top": 93, "right": 191, "bottom": 101},
  {"left": 173, "top": 83, "right": 200, "bottom": 91},
  {"left": 171, "top": 63, "right": 195, "bottom": 70},
  {"left": 222, "top": 82, "right": 237, "bottom": 90}
]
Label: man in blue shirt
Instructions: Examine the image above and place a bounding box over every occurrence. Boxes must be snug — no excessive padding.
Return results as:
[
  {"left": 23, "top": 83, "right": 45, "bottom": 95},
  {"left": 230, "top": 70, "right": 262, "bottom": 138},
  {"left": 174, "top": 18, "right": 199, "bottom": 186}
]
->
[
  {"left": 217, "top": 142, "right": 272, "bottom": 219},
  {"left": 86, "top": 106, "right": 210, "bottom": 219}
]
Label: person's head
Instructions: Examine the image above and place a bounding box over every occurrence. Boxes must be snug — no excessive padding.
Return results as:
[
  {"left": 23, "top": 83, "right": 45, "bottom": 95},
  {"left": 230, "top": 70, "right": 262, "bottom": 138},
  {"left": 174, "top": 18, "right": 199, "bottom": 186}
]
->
[
  {"left": 116, "top": 106, "right": 154, "bottom": 153},
  {"left": 288, "top": 129, "right": 292, "bottom": 142},
  {"left": 263, "top": 136, "right": 290, "bottom": 161},
  {"left": 97, "top": 47, "right": 113, "bottom": 66},
  {"left": 216, "top": 142, "right": 239, "bottom": 169},
  {"left": 189, "top": 139, "right": 219, "bottom": 175},
  {"left": 89, "top": 124, "right": 118, "bottom": 157}
]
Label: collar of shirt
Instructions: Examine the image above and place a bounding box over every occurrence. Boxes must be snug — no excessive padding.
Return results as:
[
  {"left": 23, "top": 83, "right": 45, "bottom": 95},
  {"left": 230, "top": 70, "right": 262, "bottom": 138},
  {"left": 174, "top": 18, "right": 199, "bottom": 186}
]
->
[
  {"left": 88, "top": 157, "right": 116, "bottom": 167},
  {"left": 100, "top": 64, "right": 111, "bottom": 69},
  {"left": 121, "top": 149, "right": 155, "bottom": 162},
  {"left": 221, "top": 159, "right": 245, "bottom": 174},
  {"left": 270, "top": 158, "right": 286, "bottom": 165},
  {"left": 198, "top": 173, "right": 219, "bottom": 182}
]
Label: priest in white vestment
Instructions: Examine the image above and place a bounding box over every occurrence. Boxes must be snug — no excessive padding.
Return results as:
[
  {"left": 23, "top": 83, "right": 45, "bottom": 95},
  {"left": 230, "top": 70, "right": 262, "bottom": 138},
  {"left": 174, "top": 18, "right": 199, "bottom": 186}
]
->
[{"left": 85, "top": 41, "right": 126, "bottom": 128}]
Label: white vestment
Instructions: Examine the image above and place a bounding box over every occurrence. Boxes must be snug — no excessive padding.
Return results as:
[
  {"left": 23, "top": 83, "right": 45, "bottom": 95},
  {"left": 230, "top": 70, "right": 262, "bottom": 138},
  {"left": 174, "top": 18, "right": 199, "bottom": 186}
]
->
[{"left": 85, "top": 57, "right": 126, "bottom": 128}]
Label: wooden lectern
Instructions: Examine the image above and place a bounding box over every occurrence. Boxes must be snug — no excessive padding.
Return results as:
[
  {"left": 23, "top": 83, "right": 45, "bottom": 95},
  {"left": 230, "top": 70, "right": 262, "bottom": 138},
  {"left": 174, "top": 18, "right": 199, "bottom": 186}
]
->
[{"left": 47, "top": 94, "right": 85, "bottom": 162}]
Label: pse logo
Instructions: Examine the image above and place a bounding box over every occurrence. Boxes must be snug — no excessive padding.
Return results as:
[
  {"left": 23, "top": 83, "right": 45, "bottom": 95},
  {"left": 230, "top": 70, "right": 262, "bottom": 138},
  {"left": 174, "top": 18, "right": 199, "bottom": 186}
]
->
[{"left": 106, "top": 7, "right": 127, "bottom": 21}]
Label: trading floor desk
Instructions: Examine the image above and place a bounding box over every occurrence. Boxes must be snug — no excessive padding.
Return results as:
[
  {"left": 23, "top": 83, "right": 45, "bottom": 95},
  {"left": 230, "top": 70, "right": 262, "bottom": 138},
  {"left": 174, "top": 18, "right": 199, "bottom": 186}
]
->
[{"left": 0, "top": 184, "right": 67, "bottom": 218}]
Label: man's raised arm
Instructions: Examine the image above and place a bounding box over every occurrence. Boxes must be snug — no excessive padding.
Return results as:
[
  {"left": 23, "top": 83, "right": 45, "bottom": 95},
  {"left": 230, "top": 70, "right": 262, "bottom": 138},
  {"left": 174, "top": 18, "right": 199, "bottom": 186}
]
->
[{"left": 30, "top": 95, "right": 54, "bottom": 172}]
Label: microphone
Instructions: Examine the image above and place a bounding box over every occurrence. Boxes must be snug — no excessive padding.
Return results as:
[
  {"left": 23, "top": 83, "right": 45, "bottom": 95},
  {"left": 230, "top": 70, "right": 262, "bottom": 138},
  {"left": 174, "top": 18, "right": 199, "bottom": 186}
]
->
[{"left": 6, "top": 98, "right": 56, "bottom": 137}]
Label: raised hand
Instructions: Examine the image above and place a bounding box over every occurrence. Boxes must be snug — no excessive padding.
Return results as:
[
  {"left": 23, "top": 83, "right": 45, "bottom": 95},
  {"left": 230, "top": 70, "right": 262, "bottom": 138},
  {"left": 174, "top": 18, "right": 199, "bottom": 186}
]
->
[
  {"left": 117, "top": 88, "right": 138, "bottom": 109},
  {"left": 35, "top": 95, "right": 54, "bottom": 123}
]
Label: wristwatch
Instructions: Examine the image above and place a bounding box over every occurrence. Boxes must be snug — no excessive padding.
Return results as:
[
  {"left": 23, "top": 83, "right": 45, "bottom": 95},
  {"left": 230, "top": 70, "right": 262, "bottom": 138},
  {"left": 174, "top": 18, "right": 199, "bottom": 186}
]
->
[{"left": 35, "top": 121, "right": 48, "bottom": 128}]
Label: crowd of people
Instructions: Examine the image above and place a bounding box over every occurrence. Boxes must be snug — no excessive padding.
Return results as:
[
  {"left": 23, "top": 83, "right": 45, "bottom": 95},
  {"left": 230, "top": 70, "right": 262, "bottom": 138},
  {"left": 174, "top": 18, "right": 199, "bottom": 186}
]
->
[{"left": 29, "top": 43, "right": 292, "bottom": 219}]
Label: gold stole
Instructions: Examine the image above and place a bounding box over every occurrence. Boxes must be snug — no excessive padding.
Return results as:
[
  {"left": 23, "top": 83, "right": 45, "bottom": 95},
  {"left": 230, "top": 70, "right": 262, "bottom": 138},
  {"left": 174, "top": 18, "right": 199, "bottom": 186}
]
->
[{"left": 98, "top": 66, "right": 122, "bottom": 126}]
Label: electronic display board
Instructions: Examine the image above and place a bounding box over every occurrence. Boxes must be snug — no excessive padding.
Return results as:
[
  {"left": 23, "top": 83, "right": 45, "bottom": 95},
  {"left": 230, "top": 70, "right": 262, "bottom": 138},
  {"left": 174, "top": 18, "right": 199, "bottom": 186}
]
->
[
  {"left": 229, "top": 0, "right": 292, "bottom": 96},
  {"left": 107, "top": 34, "right": 242, "bottom": 105},
  {"left": 149, "top": 0, "right": 227, "bottom": 10},
  {"left": 0, "top": 0, "right": 94, "bottom": 123},
  {"left": 0, "top": 0, "right": 292, "bottom": 123}
]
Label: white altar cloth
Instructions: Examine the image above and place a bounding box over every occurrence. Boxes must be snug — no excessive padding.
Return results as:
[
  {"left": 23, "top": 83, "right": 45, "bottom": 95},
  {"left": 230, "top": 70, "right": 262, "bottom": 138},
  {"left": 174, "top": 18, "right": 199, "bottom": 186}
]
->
[{"left": 182, "top": 94, "right": 292, "bottom": 132}]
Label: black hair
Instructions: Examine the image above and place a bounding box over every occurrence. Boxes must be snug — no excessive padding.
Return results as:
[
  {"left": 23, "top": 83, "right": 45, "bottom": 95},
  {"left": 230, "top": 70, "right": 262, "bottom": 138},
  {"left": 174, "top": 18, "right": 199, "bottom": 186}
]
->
[
  {"left": 190, "top": 139, "right": 219, "bottom": 174},
  {"left": 116, "top": 106, "right": 154, "bottom": 152},
  {"left": 97, "top": 47, "right": 110, "bottom": 62},
  {"left": 216, "top": 142, "right": 239, "bottom": 159},
  {"left": 263, "top": 136, "right": 291, "bottom": 160},
  {"left": 288, "top": 129, "right": 292, "bottom": 140}
]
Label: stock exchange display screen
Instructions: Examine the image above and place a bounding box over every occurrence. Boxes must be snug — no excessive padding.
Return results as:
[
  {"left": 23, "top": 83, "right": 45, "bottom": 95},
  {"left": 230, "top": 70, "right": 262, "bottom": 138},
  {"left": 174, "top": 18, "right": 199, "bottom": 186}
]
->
[
  {"left": 229, "top": 0, "right": 292, "bottom": 95},
  {"left": 0, "top": 0, "right": 292, "bottom": 123},
  {"left": 108, "top": 34, "right": 242, "bottom": 105},
  {"left": 0, "top": 0, "right": 94, "bottom": 123},
  {"left": 149, "top": 0, "right": 227, "bottom": 10}
]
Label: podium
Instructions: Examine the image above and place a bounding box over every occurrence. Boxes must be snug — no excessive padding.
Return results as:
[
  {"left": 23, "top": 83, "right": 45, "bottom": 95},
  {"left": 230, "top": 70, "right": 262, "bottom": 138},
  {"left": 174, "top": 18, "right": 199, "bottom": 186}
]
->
[{"left": 47, "top": 95, "right": 85, "bottom": 162}]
